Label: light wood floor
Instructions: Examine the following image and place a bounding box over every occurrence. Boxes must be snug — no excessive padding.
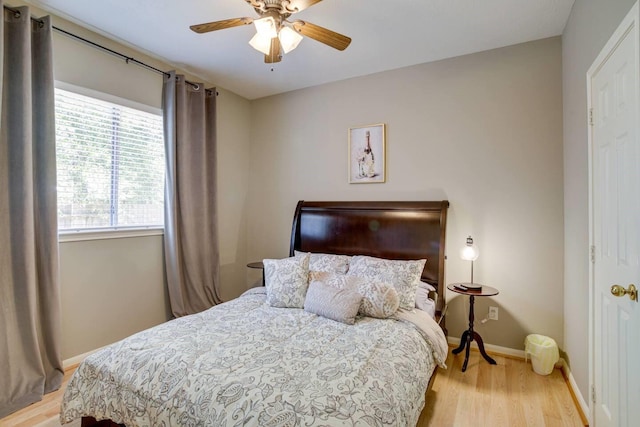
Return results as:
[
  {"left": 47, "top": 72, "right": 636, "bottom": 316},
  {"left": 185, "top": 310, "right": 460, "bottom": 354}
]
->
[
  {"left": 2, "top": 348, "right": 588, "bottom": 427},
  {"left": 418, "top": 348, "right": 588, "bottom": 426}
]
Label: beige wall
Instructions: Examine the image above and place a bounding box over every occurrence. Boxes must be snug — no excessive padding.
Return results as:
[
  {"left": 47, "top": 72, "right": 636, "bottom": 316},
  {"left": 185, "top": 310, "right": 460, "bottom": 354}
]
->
[
  {"left": 217, "top": 87, "right": 252, "bottom": 301},
  {"left": 12, "top": 1, "right": 252, "bottom": 359},
  {"left": 59, "top": 235, "right": 168, "bottom": 358},
  {"left": 248, "top": 37, "right": 564, "bottom": 351},
  {"left": 15, "top": 1, "right": 614, "bottom": 383},
  {"left": 561, "top": 0, "right": 637, "bottom": 404}
]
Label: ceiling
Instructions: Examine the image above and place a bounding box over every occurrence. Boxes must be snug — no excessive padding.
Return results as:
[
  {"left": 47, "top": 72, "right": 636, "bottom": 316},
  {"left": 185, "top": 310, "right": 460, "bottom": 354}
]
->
[{"left": 27, "top": 0, "right": 575, "bottom": 100}]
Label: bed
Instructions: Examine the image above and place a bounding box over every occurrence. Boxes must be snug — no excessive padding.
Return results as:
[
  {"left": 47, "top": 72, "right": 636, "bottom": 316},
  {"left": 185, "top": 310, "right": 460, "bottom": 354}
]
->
[{"left": 61, "top": 200, "right": 450, "bottom": 427}]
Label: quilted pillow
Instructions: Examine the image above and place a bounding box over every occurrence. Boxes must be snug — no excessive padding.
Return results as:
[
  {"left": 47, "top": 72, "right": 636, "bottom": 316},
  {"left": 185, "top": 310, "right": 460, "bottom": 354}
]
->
[
  {"left": 347, "top": 255, "right": 426, "bottom": 310},
  {"left": 263, "top": 253, "right": 310, "bottom": 308},
  {"left": 304, "top": 280, "right": 362, "bottom": 325},
  {"left": 294, "top": 250, "right": 351, "bottom": 274},
  {"left": 309, "top": 272, "right": 399, "bottom": 318}
]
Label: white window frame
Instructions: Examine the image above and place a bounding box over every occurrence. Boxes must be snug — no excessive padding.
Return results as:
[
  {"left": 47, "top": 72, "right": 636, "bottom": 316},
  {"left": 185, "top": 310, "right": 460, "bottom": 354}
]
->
[{"left": 55, "top": 81, "right": 165, "bottom": 242}]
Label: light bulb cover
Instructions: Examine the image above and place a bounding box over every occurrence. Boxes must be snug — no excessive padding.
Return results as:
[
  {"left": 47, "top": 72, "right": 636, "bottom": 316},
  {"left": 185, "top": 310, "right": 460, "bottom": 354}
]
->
[
  {"left": 249, "top": 32, "right": 272, "bottom": 55},
  {"left": 253, "top": 16, "right": 278, "bottom": 38},
  {"left": 460, "top": 236, "right": 479, "bottom": 261},
  {"left": 279, "top": 26, "right": 303, "bottom": 53}
]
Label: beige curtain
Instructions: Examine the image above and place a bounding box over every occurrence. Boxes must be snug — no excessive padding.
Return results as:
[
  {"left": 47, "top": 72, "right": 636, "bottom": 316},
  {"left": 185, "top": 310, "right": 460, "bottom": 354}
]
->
[
  {"left": 0, "top": 3, "right": 63, "bottom": 418},
  {"left": 162, "top": 72, "right": 221, "bottom": 317}
]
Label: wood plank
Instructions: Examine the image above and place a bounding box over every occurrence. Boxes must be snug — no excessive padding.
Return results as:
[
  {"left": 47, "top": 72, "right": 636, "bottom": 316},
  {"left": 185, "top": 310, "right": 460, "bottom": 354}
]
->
[
  {"left": 489, "top": 355, "right": 510, "bottom": 427},
  {"left": 417, "top": 347, "right": 588, "bottom": 427},
  {"left": 505, "top": 356, "right": 528, "bottom": 426}
]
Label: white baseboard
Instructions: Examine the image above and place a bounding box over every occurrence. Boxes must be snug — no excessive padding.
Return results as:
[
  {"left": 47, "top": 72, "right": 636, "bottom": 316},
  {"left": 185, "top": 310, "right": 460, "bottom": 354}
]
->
[
  {"left": 447, "top": 336, "right": 526, "bottom": 359},
  {"left": 559, "top": 359, "right": 591, "bottom": 425},
  {"left": 63, "top": 347, "right": 103, "bottom": 369}
]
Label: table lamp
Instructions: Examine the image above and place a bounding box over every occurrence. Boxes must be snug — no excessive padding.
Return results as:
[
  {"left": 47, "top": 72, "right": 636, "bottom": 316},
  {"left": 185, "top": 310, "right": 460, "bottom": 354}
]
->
[{"left": 460, "top": 235, "right": 479, "bottom": 283}]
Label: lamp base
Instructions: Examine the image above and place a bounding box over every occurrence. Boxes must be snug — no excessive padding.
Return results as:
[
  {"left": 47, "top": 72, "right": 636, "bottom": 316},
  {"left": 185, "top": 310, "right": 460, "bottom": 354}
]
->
[{"left": 457, "top": 282, "right": 482, "bottom": 290}]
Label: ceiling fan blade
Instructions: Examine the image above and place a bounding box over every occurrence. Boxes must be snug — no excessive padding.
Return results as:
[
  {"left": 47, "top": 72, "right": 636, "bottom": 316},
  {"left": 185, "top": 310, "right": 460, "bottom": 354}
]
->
[
  {"left": 265, "top": 38, "right": 282, "bottom": 63},
  {"left": 285, "top": 0, "right": 323, "bottom": 13},
  {"left": 292, "top": 20, "right": 351, "bottom": 51},
  {"left": 190, "top": 17, "right": 253, "bottom": 34}
]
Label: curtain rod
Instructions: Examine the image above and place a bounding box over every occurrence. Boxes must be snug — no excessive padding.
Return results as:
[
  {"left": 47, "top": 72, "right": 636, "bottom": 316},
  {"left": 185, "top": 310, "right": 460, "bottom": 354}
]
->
[{"left": 3, "top": 5, "right": 217, "bottom": 95}]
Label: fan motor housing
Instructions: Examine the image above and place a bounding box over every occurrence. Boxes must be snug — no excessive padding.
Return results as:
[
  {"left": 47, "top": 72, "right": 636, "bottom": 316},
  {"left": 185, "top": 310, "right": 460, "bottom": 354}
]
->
[{"left": 249, "top": 0, "right": 293, "bottom": 16}]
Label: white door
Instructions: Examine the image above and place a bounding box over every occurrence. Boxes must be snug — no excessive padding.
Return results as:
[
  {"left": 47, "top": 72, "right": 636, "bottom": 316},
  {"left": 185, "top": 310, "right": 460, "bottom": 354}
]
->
[{"left": 589, "top": 3, "right": 640, "bottom": 426}]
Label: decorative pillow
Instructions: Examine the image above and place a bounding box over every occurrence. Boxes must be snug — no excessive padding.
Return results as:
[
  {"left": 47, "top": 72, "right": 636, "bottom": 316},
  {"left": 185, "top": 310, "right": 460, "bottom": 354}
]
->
[
  {"left": 295, "top": 250, "right": 351, "bottom": 274},
  {"left": 308, "top": 270, "right": 363, "bottom": 288},
  {"left": 304, "top": 280, "right": 362, "bottom": 325},
  {"left": 347, "top": 255, "right": 426, "bottom": 310},
  {"left": 263, "top": 253, "right": 310, "bottom": 308},
  {"left": 356, "top": 281, "right": 399, "bottom": 318},
  {"left": 307, "top": 272, "right": 399, "bottom": 318},
  {"left": 308, "top": 270, "right": 329, "bottom": 283}
]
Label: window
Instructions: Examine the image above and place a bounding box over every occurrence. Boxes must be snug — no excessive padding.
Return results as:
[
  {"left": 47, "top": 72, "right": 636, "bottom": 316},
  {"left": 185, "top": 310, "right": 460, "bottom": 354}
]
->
[{"left": 55, "top": 88, "right": 165, "bottom": 232}]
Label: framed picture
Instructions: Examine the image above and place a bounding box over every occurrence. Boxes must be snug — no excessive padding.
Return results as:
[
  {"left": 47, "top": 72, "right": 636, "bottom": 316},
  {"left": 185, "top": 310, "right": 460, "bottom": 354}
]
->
[{"left": 348, "top": 123, "right": 386, "bottom": 183}]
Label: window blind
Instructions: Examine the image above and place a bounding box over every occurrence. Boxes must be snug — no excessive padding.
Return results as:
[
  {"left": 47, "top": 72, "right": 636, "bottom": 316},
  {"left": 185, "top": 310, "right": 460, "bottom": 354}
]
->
[{"left": 55, "top": 88, "right": 165, "bottom": 231}]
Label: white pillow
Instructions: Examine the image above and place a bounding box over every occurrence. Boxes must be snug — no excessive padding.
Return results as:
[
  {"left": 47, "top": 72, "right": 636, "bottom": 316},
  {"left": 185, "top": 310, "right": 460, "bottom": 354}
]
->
[
  {"left": 419, "top": 281, "right": 436, "bottom": 292},
  {"left": 347, "top": 255, "right": 426, "bottom": 310},
  {"left": 295, "top": 250, "right": 351, "bottom": 274},
  {"left": 304, "top": 280, "right": 362, "bottom": 325},
  {"left": 415, "top": 281, "right": 437, "bottom": 315},
  {"left": 415, "top": 286, "right": 436, "bottom": 318},
  {"left": 263, "top": 253, "right": 310, "bottom": 308}
]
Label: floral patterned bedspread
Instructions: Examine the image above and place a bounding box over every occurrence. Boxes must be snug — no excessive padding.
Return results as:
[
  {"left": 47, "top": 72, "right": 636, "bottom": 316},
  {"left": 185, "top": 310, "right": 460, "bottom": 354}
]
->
[{"left": 60, "top": 288, "right": 447, "bottom": 427}]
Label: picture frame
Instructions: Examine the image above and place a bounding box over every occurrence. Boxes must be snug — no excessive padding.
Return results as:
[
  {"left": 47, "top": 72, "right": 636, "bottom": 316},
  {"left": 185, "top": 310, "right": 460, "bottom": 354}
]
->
[{"left": 348, "top": 123, "right": 386, "bottom": 183}]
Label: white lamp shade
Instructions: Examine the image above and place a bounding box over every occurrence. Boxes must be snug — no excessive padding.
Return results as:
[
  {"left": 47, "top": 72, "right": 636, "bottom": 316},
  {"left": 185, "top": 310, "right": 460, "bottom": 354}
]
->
[
  {"left": 253, "top": 16, "right": 278, "bottom": 38},
  {"left": 249, "top": 33, "right": 272, "bottom": 55},
  {"left": 460, "top": 236, "right": 479, "bottom": 261},
  {"left": 460, "top": 245, "right": 479, "bottom": 261},
  {"left": 279, "top": 26, "right": 303, "bottom": 53}
]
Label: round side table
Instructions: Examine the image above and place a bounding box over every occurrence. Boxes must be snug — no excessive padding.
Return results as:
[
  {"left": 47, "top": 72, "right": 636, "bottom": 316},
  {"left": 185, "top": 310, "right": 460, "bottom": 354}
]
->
[
  {"left": 247, "top": 261, "right": 265, "bottom": 286},
  {"left": 447, "top": 283, "right": 499, "bottom": 372}
]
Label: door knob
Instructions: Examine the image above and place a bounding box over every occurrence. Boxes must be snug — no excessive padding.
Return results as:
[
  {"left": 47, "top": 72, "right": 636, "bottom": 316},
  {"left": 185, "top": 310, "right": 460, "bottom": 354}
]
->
[{"left": 610, "top": 284, "right": 638, "bottom": 302}]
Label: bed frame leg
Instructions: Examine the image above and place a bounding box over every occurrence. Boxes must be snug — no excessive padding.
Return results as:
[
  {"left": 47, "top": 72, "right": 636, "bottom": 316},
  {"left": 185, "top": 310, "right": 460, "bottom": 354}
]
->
[{"left": 81, "top": 417, "right": 125, "bottom": 427}]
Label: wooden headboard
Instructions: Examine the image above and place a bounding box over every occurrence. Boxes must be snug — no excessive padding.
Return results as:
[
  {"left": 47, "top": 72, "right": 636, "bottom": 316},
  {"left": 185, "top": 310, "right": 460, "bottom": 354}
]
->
[{"left": 288, "top": 200, "right": 449, "bottom": 315}]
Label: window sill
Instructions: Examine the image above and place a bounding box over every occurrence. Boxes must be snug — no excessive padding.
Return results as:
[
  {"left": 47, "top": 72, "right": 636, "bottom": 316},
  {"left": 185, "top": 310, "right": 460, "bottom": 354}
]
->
[{"left": 59, "top": 227, "right": 164, "bottom": 243}]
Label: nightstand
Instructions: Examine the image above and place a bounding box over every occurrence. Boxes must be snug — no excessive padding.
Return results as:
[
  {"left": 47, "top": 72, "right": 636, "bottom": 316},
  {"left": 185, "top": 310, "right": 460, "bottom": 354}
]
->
[
  {"left": 247, "top": 261, "right": 265, "bottom": 286},
  {"left": 447, "top": 283, "right": 499, "bottom": 372}
]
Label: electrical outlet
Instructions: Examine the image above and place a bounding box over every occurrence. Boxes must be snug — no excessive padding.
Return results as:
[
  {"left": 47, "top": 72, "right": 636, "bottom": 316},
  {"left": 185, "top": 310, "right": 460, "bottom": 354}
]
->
[{"left": 488, "top": 306, "right": 499, "bottom": 321}]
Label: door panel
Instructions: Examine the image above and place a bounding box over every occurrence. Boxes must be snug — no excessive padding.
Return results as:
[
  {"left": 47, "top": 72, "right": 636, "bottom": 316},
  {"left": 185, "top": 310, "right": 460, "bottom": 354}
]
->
[{"left": 590, "top": 4, "right": 640, "bottom": 426}]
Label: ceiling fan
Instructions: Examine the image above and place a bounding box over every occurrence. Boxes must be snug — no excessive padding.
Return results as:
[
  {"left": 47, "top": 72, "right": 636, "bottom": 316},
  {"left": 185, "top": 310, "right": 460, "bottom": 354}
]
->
[{"left": 190, "top": 0, "right": 351, "bottom": 63}]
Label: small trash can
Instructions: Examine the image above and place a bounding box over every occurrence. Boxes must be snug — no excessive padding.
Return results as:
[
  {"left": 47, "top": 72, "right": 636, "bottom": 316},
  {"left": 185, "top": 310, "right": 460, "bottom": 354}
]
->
[{"left": 524, "top": 334, "right": 559, "bottom": 375}]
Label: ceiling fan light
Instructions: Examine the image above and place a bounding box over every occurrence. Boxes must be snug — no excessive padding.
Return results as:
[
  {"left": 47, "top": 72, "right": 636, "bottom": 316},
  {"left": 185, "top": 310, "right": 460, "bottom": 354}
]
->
[
  {"left": 279, "top": 26, "right": 303, "bottom": 53},
  {"left": 253, "top": 16, "right": 278, "bottom": 38},
  {"left": 249, "top": 32, "right": 272, "bottom": 55}
]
